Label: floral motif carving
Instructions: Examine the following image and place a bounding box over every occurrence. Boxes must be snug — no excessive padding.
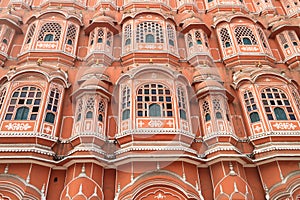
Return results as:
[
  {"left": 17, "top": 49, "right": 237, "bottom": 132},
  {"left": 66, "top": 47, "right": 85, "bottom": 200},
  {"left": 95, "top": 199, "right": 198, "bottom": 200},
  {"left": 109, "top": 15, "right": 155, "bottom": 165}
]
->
[
  {"left": 273, "top": 122, "right": 297, "bottom": 130},
  {"left": 5, "top": 123, "right": 32, "bottom": 131},
  {"left": 148, "top": 120, "right": 163, "bottom": 128}
]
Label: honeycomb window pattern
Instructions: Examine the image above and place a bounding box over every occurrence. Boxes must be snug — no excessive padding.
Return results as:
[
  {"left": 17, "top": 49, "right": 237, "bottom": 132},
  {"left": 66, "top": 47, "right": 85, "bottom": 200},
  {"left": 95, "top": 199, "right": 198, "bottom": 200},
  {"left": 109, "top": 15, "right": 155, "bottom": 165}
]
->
[
  {"left": 257, "top": 28, "right": 269, "bottom": 49},
  {"left": 98, "top": 100, "right": 105, "bottom": 122},
  {"left": 202, "top": 100, "right": 211, "bottom": 121},
  {"left": 136, "top": 83, "right": 172, "bottom": 117},
  {"left": 187, "top": 33, "right": 193, "bottom": 48},
  {"left": 38, "top": 22, "right": 62, "bottom": 41},
  {"left": 136, "top": 21, "right": 164, "bottom": 43},
  {"left": 220, "top": 28, "right": 232, "bottom": 48},
  {"left": 5, "top": 86, "right": 42, "bottom": 121},
  {"left": 65, "top": 24, "right": 77, "bottom": 45},
  {"left": 25, "top": 24, "right": 36, "bottom": 44},
  {"left": 234, "top": 26, "right": 257, "bottom": 45}
]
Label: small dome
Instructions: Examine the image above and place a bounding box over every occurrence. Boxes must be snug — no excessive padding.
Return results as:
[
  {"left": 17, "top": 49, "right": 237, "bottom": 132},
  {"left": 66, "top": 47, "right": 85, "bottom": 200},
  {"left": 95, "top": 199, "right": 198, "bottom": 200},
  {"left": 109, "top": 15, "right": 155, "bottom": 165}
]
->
[
  {"left": 195, "top": 79, "right": 224, "bottom": 92},
  {"left": 181, "top": 16, "right": 211, "bottom": 35},
  {"left": 0, "top": 10, "right": 23, "bottom": 33},
  {"left": 85, "top": 14, "right": 118, "bottom": 34},
  {"left": 193, "top": 67, "right": 222, "bottom": 84}
]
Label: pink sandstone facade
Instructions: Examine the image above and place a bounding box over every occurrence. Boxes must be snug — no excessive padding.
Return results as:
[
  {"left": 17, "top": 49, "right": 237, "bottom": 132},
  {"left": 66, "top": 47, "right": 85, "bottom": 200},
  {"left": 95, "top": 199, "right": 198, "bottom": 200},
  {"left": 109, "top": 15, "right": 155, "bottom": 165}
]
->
[{"left": 0, "top": 0, "right": 299, "bottom": 199}]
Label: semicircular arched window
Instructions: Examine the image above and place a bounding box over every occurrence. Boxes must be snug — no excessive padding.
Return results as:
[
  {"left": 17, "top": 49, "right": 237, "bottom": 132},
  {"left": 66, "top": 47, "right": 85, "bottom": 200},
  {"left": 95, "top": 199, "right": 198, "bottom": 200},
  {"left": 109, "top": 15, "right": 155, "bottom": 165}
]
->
[{"left": 136, "top": 21, "right": 164, "bottom": 44}]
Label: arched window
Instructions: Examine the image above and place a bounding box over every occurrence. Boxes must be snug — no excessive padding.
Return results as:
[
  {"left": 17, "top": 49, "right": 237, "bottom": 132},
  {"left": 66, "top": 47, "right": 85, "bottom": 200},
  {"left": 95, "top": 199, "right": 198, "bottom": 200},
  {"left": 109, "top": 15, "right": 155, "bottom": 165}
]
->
[
  {"left": 124, "top": 24, "right": 132, "bottom": 46},
  {"left": 5, "top": 86, "right": 42, "bottom": 121},
  {"left": 45, "top": 112, "right": 55, "bottom": 123},
  {"left": 178, "top": 86, "right": 188, "bottom": 120},
  {"left": 136, "top": 21, "right": 164, "bottom": 43},
  {"left": 2, "top": 39, "right": 7, "bottom": 44},
  {"left": 261, "top": 87, "right": 296, "bottom": 120},
  {"left": 137, "top": 83, "right": 172, "bottom": 117},
  {"left": 274, "top": 107, "right": 287, "bottom": 120},
  {"left": 38, "top": 22, "right": 62, "bottom": 41},
  {"left": 220, "top": 28, "right": 232, "bottom": 48},
  {"left": 86, "top": 111, "right": 93, "bottom": 118},
  {"left": 145, "top": 34, "right": 155, "bottom": 43},
  {"left": 121, "top": 86, "right": 131, "bottom": 121},
  {"left": 65, "top": 24, "right": 76, "bottom": 46},
  {"left": 216, "top": 112, "right": 222, "bottom": 119},
  {"left": 205, "top": 113, "right": 211, "bottom": 121},
  {"left": 25, "top": 24, "right": 36, "bottom": 44},
  {"left": 149, "top": 104, "right": 161, "bottom": 117},
  {"left": 243, "top": 90, "right": 260, "bottom": 123},
  {"left": 234, "top": 26, "right": 257, "bottom": 45},
  {"left": 278, "top": 33, "right": 289, "bottom": 50},
  {"left": 98, "top": 114, "right": 103, "bottom": 122},
  {"left": 15, "top": 107, "right": 29, "bottom": 120},
  {"left": 45, "top": 87, "right": 60, "bottom": 124},
  {"left": 167, "top": 24, "right": 175, "bottom": 46},
  {"left": 122, "top": 109, "right": 130, "bottom": 120},
  {"left": 44, "top": 34, "right": 54, "bottom": 41},
  {"left": 250, "top": 112, "right": 260, "bottom": 123},
  {"left": 242, "top": 37, "right": 252, "bottom": 45}
]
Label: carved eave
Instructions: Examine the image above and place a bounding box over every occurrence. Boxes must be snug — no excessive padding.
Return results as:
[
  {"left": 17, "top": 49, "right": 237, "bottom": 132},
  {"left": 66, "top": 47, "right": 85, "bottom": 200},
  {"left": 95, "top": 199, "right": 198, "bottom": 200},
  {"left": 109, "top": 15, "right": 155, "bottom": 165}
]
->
[
  {"left": 231, "top": 66, "right": 291, "bottom": 89},
  {"left": 84, "top": 21, "right": 119, "bottom": 35},
  {"left": 0, "top": 11, "right": 23, "bottom": 33},
  {"left": 3, "top": 64, "right": 70, "bottom": 88},
  {"left": 25, "top": 9, "right": 83, "bottom": 26},
  {"left": 269, "top": 18, "right": 300, "bottom": 39},
  {"left": 84, "top": 14, "right": 119, "bottom": 35},
  {"left": 120, "top": 10, "right": 175, "bottom": 25},
  {"left": 212, "top": 13, "right": 257, "bottom": 28},
  {"left": 180, "top": 17, "right": 211, "bottom": 36}
]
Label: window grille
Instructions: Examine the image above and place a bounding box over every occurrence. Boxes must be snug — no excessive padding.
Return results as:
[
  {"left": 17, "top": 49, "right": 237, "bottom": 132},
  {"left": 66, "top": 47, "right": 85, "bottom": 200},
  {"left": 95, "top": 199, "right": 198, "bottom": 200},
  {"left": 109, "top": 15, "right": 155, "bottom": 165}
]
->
[
  {"left": 177, "top": 86, "right": 187, "bottom": 120},
  {"left": 38, "top": 22, "right": 62, "bottom": 41},
  {"left": 243, "top": 90, "right": 260, "bottom": 123},
  {"left": 220, "top": 28, "right": 232, "bottom": 48},
  {"left": 124, "top": 24, "right": 132, "bottom": 46},
  {"left": 66, "top": 24, "right": 76, "bottom": 45},
  {"left": 121, "top": 86, "right": 131, "bottom": 120},
  {"left": 136, "top": 21, "right": 164, "bottom": 43},
  {"left": 0, "top": 87, "right": 6, "bottom": 110},
  {"left": 234, "top": 26, "right": 257, "bottom": 45},
  {"left": 167, "top": 24, "right": 175, "bottom": 46},
  {"left": 45, "top": 88, "right": 60, "bottom": 124}
]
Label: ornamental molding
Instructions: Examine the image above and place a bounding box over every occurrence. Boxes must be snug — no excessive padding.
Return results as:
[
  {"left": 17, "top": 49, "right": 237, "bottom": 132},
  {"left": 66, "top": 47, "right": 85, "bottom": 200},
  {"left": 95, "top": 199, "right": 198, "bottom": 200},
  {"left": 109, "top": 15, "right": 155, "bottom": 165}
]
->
[
  {"left": 272, "top": 122, "right": 297, "bottom": 130},
  {"left": 0, "top": 131, "right": 57, "bottom": 141},
  {"left": 116, "top": 129, "right": 195, "bottom": 138},
  {"left": 5, "top": 123, "right": 32, "bottom": 131},
  {"left": 69, "top": 132, "right": 107, "bottom": 142},
  {"left": 115, "top": 145, "right": 197, "bottom": 155},
  {"left": 68, "top": 146, "right": 106, "bottom": 156},
  {"left": 249, "top": 131, "right": 300, "bottom": 141},
  {"left": 0, "top": 146, "right": 55, "bottom": 156},
  {"left": 203, "top": 131, "right": 238, "bottom": 141},
  {"left": 253, "top": 144, "right": 300, "bottom": 155},
  {"left": 202, "top": 145, "right": 242, "bottom": 157}
]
